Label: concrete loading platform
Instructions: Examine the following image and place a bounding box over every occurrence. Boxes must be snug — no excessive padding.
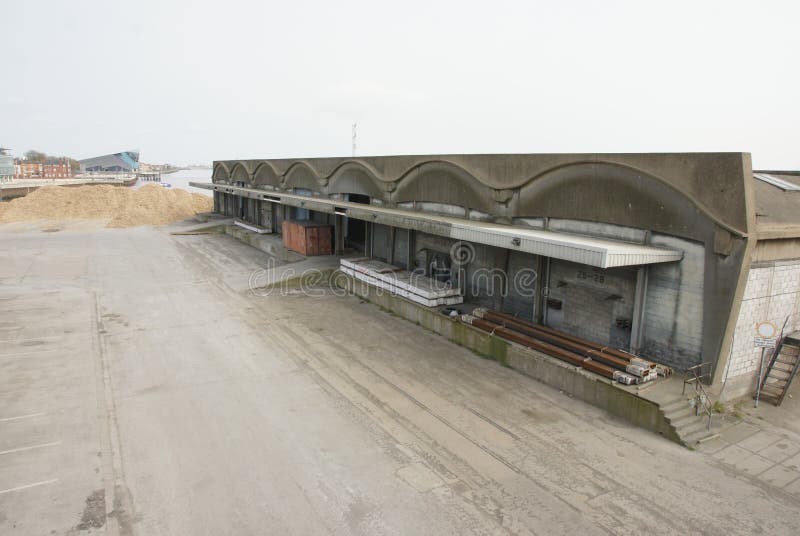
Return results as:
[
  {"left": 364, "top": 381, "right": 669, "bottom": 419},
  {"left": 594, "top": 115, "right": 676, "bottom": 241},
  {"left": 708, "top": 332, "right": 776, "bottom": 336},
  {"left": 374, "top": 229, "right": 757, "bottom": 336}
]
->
[
  {"left": 336, "top": 268, "right": 720, "bottom": 447},
  {"left": 194, "top": 216, "right": 725, "bottom": 447}
]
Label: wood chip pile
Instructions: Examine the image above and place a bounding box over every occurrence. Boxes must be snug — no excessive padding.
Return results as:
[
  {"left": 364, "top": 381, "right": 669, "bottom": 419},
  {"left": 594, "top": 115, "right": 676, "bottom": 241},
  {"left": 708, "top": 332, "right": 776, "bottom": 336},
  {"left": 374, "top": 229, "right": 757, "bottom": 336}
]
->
[{"left": 0, "top": 184, "right": 212, "bottom": 227}]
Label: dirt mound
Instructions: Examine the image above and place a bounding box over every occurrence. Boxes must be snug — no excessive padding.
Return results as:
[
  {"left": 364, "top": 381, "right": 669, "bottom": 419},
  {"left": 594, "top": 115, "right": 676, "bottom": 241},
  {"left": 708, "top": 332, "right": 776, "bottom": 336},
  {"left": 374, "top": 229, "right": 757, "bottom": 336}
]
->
[{"left": 0, "top": 184, "right": 212, "bottom": 228}]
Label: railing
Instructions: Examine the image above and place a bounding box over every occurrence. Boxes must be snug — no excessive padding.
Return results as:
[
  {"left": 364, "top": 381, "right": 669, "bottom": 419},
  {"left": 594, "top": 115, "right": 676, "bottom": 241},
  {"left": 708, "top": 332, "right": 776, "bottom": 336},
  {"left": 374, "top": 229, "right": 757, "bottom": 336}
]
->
[{"left": 683, "top": 362, "right": 714, "bottom": 431}]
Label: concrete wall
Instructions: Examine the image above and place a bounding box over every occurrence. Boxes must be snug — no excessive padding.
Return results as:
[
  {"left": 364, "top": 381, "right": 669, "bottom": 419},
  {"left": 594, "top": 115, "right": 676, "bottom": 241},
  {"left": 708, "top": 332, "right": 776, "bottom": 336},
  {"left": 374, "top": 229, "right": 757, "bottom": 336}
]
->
[
  {"left": 372, "top": 223, "right": 390, "bottom": 261},
  {"left": 393, "top": 228, "right": 410, "bottom": 269},
  {"left": 546, "top": 260, "right": 637, "bottom": 349},
  {"left": 723, "top": 258, "right": 800, "bottom": 400},
  {"left": 501, "top": 251, "right": 540, "bottom": 321},
  {"left": 640, "top": 234, "right": 705, "bottom": 370}
]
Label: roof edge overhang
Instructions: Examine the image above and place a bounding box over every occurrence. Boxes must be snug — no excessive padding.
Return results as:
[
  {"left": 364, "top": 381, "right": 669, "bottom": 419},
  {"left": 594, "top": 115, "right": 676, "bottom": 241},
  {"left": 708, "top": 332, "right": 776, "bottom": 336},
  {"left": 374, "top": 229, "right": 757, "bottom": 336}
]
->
[{"left": 193, "top": 182, "right": 683, "bottom": 269}]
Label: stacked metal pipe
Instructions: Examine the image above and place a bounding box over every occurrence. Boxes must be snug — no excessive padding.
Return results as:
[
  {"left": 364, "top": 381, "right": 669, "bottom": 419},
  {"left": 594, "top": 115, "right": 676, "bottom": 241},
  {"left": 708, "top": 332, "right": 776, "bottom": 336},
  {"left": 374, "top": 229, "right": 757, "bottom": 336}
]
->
[{"left": 462, "top": 308, "right": 672, "bottom": 385}]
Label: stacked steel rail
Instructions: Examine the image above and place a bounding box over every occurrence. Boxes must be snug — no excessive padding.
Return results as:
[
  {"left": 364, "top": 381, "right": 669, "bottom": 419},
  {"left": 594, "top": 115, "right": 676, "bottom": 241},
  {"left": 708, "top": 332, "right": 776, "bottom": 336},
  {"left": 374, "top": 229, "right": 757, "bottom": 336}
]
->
[{"left": 461, "top": 308, "right": 672, "bottom": 385}]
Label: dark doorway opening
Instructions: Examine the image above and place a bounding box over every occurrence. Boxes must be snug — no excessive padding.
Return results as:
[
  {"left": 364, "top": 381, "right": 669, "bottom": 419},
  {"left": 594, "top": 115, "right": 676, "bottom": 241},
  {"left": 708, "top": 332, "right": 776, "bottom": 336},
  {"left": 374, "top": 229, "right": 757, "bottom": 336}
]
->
[{"left": 345, "top": 194, "right": 369, "bottom": 253}]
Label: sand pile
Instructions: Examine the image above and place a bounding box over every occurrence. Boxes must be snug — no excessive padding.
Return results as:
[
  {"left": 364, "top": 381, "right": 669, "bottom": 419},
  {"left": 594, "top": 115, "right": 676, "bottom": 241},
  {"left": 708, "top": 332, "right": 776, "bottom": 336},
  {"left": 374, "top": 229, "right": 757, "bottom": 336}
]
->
[{"left": 0, "top": 184, "right": 212, "bottom": 227}]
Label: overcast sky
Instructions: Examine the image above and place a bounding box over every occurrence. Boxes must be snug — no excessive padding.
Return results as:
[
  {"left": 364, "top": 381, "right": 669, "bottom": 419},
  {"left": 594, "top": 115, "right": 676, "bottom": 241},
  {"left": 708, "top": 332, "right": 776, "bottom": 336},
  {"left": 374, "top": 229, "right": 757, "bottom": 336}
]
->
[{"left": 2, "top": 0, "right": 798, "bottom": 168}]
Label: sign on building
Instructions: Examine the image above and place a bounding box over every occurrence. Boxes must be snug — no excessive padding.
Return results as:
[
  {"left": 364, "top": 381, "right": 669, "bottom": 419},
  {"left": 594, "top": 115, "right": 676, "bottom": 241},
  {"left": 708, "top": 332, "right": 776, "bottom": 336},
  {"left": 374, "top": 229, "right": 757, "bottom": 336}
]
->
[{"left": 754, "top": 321, "right": 778, "bottom": 348}]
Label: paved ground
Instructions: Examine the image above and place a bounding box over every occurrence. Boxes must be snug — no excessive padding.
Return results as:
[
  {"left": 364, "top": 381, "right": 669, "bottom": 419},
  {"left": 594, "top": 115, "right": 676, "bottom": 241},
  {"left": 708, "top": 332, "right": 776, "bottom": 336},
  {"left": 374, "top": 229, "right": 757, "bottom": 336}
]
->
[
  {"left": 2, "top": 220, "right": 800, "bottom": 535},
  {"left": 695, "top": 379, "right": 800, "bottom": 496}
]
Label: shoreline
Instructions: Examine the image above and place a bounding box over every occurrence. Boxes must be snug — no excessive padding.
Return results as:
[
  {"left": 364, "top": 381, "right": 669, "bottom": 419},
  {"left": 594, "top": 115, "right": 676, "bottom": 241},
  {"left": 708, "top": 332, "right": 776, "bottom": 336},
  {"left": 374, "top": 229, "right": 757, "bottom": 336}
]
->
[{"left": 0, "top": 177, "right": 137, "bottom": 201}]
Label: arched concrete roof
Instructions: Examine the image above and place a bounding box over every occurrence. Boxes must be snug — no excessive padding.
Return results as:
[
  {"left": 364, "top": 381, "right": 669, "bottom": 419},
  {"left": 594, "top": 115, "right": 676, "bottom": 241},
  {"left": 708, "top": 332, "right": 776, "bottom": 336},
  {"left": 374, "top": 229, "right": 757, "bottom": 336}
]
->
[
  {"left": 229, "top": 162, "right": 251, "bottom": 184},
  {"left": 212, "top": 153, "right": 753, "bottom": 237},
  {"left": 252, "top": 162, "right": 281, "bottom": 188},
  {"left": 515, "top": 162, "right": 730, "bottom": 241},
  {"left": 393, "top": 161, "right": 496, "bottom": 213},
  {"left": 212, "top": 162, "right": 230, "bottom": 182},
  {"left": 284, "top": 161, "right": 323, "bottom": 192},
  {"left": 328, "top": 162, "right": 387, "bottom": 199}
]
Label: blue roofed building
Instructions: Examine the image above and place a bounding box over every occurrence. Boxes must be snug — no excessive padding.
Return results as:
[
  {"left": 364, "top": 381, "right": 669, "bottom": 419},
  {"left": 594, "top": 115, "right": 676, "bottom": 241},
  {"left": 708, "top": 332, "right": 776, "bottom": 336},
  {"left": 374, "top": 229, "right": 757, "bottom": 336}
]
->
[{"left": 78, "top": 150, "right": 140, "bottom": 173}]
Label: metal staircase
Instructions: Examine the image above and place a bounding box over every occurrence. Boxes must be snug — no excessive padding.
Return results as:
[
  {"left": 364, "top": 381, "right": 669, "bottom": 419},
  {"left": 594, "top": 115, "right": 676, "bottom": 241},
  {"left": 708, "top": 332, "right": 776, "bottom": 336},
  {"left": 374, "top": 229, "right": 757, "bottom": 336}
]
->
[{"left": 758, "top": 332, "right": 800, "bottom": 406}]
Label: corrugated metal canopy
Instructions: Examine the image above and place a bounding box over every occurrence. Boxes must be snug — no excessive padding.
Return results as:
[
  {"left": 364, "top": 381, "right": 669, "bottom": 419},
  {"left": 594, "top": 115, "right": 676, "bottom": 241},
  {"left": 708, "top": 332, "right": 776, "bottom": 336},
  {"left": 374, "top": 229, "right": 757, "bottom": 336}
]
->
[
  {"left": 193, "top": 182, "right": 683, "bottom": 269},
  {"left": 447, "top": 220, "right": 682, "bottom": 268}
]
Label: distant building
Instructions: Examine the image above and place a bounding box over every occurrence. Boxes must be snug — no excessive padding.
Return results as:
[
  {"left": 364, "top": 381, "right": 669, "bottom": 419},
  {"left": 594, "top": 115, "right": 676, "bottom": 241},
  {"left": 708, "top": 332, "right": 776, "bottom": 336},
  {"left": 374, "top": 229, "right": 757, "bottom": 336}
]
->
[
  {"left": 0, "top": 147, "right": 14, "bottom": 182},
  {"left": 139, "top": 162, "right": 176, "bottom": 173},
  {"left": 14, "top": 159, "right": 72, "bottom": 179},
  {"left": 79, "top": 150, "right": 140, "bottom": 173}
]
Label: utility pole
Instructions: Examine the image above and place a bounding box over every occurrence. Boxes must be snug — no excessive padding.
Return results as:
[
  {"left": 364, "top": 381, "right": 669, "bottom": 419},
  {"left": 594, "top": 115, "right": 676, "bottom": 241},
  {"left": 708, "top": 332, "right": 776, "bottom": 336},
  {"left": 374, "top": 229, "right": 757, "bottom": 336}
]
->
[{"left": 351, "top": 123, "right": 357, "bottom": 157}]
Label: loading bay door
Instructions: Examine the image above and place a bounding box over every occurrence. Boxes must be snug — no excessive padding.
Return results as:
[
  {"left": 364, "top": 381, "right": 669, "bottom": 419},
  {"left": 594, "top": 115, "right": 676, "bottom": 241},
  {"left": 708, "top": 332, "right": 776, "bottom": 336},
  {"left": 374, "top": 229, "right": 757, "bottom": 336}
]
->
[{"left": 545, "top": 260, "right": 637, "bottom": 350}]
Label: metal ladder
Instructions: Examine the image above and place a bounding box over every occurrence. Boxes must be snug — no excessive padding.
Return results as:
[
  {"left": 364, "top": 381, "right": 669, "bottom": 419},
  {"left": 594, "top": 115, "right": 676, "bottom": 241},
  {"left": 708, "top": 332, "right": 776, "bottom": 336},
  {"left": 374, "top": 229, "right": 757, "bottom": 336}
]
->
[{"left": 758, "top": 332, "right": 800, "bottom": 406}]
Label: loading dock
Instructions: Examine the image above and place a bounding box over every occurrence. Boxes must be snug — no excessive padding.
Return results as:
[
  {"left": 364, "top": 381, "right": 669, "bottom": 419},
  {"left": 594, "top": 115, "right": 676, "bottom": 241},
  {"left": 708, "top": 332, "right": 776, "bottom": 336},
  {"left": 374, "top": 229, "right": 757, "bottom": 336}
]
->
[{"left": 192, "top": 152, "right": 800, "bottom": 406}]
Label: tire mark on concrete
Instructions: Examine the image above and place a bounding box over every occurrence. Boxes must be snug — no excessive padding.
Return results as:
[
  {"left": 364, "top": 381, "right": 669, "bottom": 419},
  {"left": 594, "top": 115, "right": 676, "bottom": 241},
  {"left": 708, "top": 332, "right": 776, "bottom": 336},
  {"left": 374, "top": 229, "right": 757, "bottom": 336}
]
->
[{"left": 92, "top": 292, "right": 136, "bottom": 536}]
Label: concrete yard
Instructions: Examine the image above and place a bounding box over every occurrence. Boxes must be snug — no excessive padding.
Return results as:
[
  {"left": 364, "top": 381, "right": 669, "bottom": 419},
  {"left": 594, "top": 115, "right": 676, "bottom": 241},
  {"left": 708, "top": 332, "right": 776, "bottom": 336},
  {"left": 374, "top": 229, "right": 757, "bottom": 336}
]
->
[{"left": 2, "top": 221, "right": 800, "bottom": 535}]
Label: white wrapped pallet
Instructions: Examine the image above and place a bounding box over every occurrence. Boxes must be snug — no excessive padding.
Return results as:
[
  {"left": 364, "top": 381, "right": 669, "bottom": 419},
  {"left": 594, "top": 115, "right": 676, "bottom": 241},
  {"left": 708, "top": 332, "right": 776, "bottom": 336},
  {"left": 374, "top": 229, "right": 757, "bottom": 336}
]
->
[
  {"left": 613, "top": 370, "right": 638, "bottom": 385},
  {"left": 341, "top": 258, "right": 461, "bottom": 299},
  {"left": 626, "top": 363, "right": 656, "bottom": 382},
  {"left": 340, "top": 265, "right": 463, "bottom": 307}
]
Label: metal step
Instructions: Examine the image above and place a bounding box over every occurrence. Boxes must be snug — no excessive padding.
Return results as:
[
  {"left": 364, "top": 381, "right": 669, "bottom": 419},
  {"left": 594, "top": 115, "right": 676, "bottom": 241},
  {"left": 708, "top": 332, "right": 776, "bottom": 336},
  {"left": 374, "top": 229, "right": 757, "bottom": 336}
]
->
[
  {"left": 764, "top": 377, "right": 787, "bottom": 386},
  {"left": 758, "top": 393, "right": 780, "bottom": 404},
  {"left": 768, "top": 370, "right": 792, "bottom": 380},
  {"left": 759, "top": 389, "right": 784, "bottom": 401}
]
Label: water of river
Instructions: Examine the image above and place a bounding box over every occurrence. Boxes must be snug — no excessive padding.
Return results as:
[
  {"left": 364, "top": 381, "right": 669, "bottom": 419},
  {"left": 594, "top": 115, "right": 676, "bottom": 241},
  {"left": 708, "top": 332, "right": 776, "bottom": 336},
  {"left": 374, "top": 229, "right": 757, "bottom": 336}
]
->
[{"left": 133, "top": 168, "right": 213, "bottom": 196}]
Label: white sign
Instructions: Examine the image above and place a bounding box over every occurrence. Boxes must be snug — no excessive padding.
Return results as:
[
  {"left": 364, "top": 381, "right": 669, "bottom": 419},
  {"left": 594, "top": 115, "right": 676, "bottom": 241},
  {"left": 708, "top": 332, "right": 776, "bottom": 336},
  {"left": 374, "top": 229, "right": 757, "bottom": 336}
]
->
[
  {"left": 755, "top": 322, "right": 778, "bottom": 348},
  {"left": 755, "top": 337, "right": 777, "bottom": 348}
]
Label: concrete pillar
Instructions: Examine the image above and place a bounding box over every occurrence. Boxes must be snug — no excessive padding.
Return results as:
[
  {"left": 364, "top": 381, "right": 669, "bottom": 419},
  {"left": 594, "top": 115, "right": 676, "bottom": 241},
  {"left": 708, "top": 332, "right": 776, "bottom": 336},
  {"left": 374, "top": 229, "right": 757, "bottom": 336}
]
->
[
  {"left": 334, "top": 214, "right": 345, "bottom": 255},
  {"left": 630, "top": 266, "right": 649, "bottom": 354},
  {"left": 366, "top": 222, "right": 373, "bottom": 257},
  {"left": 276, "top": 204, "right": 285, "bottom": 234},
  {"left": 387, "top": 227, "right": 396, "bottom": 264},
  {"left": 534, "top": 255, "right": 545, "bottom": 324}
]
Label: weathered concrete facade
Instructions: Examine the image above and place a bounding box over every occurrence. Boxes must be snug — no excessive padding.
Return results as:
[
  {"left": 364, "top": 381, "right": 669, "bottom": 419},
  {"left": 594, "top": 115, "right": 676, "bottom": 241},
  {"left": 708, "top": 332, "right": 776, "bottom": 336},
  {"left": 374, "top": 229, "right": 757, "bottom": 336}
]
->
[{"left": 195, "top": 153, "right": 800, "bottom": 402}]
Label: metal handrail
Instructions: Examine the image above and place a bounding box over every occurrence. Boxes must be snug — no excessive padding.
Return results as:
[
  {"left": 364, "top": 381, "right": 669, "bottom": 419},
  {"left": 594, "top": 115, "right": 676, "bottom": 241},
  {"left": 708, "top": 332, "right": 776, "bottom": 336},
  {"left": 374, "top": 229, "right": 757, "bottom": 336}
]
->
[
  {"left": 682, "top": 362, "right": 711, "bottom": 392},
  {"left": 683, "top": 362, "right": 714, "bottom": 431}
]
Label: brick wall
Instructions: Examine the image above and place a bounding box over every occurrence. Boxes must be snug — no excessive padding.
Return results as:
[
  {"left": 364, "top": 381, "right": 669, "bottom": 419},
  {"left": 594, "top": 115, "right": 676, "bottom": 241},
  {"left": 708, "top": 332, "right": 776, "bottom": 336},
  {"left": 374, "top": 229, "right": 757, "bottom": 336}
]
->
[
  {"left": 639, "top": 234, "right": 705, "bottom": 370},
  {"left": 726, "top": 259, "right": 800, "bottom": 385}
]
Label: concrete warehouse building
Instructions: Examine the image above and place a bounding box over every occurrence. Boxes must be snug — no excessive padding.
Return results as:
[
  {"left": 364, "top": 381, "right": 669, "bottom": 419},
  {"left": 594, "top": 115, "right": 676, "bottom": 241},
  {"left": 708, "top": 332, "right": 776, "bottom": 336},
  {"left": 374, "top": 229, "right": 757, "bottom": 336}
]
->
[{"left": 191, "top": 153, "right": 800, "bottom": 406}]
